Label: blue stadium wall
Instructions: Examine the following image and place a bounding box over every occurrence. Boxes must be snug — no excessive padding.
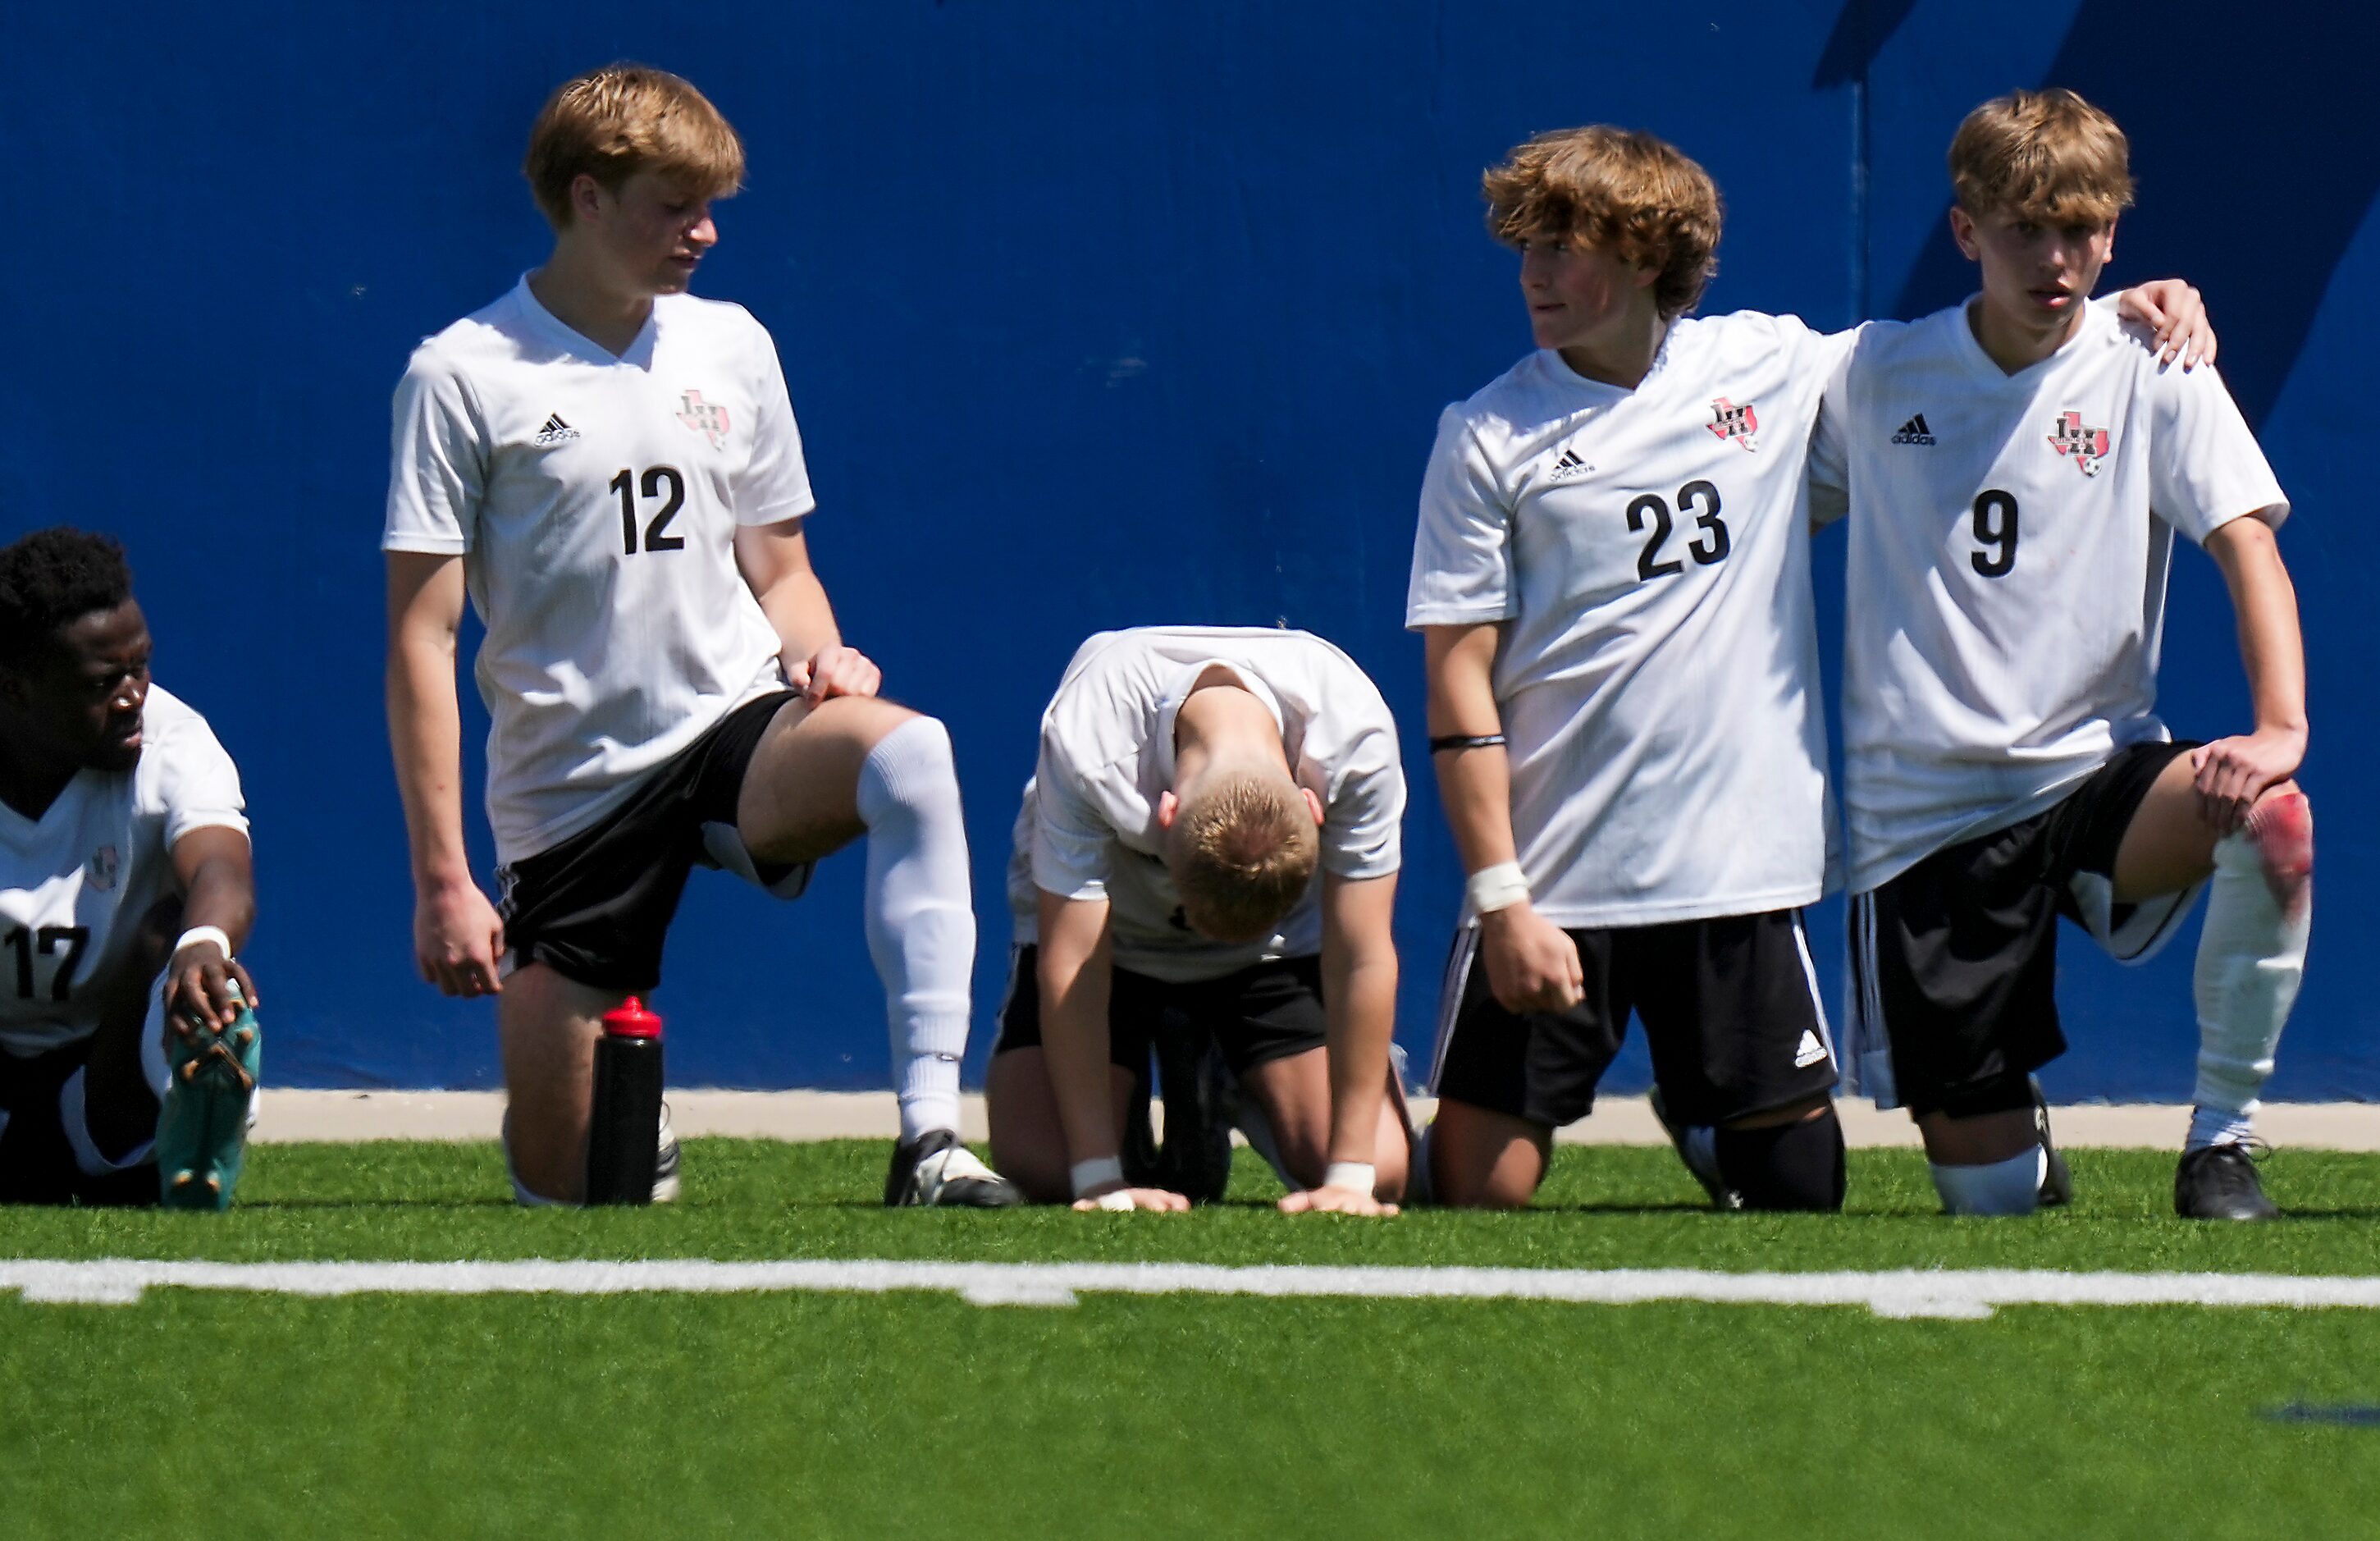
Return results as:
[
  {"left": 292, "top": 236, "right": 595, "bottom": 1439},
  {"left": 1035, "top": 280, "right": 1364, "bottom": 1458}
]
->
[{"left": 5, "top": 0, "right": 2370, "bottom": 1099}]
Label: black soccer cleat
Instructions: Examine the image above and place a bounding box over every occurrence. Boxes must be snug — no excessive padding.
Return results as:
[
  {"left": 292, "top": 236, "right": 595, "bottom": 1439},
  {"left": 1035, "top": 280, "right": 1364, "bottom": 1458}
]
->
[
  {"left": 2174, "top": 1141, "right": 2279, "bottom": 1222},
  {"left": 884, "top": 1127, "right": 1022, "bottom": 1209},
  {"left": 2031, "top": 1076, "right": 2072, "bottom": 1209}
]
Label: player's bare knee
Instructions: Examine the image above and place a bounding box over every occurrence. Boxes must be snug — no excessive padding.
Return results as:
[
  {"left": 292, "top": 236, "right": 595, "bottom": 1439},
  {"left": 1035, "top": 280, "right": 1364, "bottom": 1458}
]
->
[
  {"left": 984, "top": 1133, "right": 1070, "bottom": 1205},
  {"left": 1914, "top": 1104, "right": 2036, "bottom": 1168},
  {"left": 1716, "top": 1093, "right": 1832, "bottom": 1132},
  {"left": 819, "top": 695, "right": 925, "bottom": 758},
  {"left": 1371, "top": 1138, "right": 1411, "bottom": 1202},
  {"left": 1460, "top": 1167, "right": 1540, "bottom": 1209},
  {"left": 503, "top": 1118, "right": 587, "bottom": 1205},
  {"left": 1268, "top": 1118, "right": 1332, "bottom": 1191},
  {"left": 1428, "top": 1146, "right": 1542, "bottom": 1209},
  {"left": 2242, "top": 784, "right": 2314, "bottom": 908}
]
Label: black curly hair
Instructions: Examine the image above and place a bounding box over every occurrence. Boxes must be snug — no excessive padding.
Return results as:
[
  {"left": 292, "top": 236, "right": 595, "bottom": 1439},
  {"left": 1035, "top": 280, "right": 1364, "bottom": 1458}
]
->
[{"left": 0, "top": 528, "right": 135, "bottom": 669}]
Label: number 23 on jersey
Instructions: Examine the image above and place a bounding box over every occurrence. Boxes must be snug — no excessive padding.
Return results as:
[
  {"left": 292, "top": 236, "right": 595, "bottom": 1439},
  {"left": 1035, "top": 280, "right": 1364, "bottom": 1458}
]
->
[{"left": 1624, "top": 479, "right": 1732, "bottom": 582}]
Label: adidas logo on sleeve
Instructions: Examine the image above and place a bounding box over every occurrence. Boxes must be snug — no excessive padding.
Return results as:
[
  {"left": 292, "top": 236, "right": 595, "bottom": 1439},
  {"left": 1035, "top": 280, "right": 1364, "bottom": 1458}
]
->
[{"left": 1890, "top": 414, "right": 1935, "bottom": 446}]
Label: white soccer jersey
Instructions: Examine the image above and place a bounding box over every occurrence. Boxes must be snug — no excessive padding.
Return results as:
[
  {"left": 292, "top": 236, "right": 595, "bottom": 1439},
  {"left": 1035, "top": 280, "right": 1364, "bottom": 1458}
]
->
[
  {"left": 0, "top": 686, "right": 248, "bottom": 1056},
  {"left": 1810, "top": 296, "right": 2288, "bottom": 892},
  {"left": 1006, "top": 627, "right": 1405, "bottom": 985},
  {"left": 1405, "top": 312, "right": 1843, "bottom": 927},
  {"left": 383, "top": 278, "right": 815, "bottom": 864}
]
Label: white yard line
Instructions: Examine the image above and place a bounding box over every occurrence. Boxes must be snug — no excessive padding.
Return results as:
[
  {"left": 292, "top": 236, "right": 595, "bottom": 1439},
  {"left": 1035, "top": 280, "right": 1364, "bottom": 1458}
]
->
[
  {"left": 251, "top": 1091, "right": 2380, "bottom": 1150},
  {"left": 7, "top": 1258, "right": 2380, "bottom": 1319}
]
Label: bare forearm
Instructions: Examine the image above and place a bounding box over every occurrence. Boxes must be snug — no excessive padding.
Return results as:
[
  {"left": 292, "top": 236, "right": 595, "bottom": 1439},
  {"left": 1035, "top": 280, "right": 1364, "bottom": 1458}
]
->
[
  {"left": 1423, "top": 624, "right": 1520, "bottom": 872},
  {"left": 754, "top": 568, "right": 842, "bottom": 665},
  {"left": 386, "top": 635, "right": 474, "bottom": 889},
  {"left": 1322, "top": 950, "right": 1396, "bottom": 1165},
  {"left": 180, "top": 857, "right": 255, "bottom": 949},
  {"left": 1036, "top": 914, "right": 1118, "bottom": 1170},
  {"left": 2212, "top": 519, "right": 2308, "bottom": 739},
  {"left": 1435, "top": 748, "right": 1523, "bottom": 873},
  {"left": 2234, "top": 560, "right": 2306, "bottom": 738}
]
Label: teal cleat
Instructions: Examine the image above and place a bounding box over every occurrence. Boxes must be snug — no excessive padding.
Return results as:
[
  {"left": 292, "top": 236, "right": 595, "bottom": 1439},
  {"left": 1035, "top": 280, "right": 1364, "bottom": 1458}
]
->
[{"left": 157, "top": 999, "right": 262, "bottom": 1212}]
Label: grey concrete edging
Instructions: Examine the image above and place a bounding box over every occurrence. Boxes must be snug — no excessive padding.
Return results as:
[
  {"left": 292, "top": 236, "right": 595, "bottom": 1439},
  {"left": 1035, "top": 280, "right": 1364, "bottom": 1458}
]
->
[{"left": 251, "top": 1091, "right": 2380, "bottom": 1151}]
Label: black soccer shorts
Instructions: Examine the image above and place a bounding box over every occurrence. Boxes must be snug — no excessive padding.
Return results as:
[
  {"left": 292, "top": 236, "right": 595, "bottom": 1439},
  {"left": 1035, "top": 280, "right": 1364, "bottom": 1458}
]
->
[
  {"left": 1846, "top": 740, "right": 2201, "bottom": 1118},
  {"left": 1428, "top": 908, "right": 1836, "bottom": 1130},
  {"left": 496, "top": 689, "right": 812, "bottom": 994},
  {"left": 0, "top": 1036, "right": 160, "bottom": 1207},
  {"left": 990, "top": 945, "right": 1329, "bottom": 1078}
]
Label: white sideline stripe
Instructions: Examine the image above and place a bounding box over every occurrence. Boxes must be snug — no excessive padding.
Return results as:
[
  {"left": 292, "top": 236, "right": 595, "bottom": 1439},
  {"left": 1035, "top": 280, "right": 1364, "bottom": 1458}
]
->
[{"left": 6, "top": 1259, "right": 2380, "bottom": 1319}]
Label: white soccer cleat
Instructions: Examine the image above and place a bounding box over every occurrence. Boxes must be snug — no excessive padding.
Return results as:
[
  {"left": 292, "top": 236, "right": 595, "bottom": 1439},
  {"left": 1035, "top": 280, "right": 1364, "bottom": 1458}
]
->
[
  {"left": 885, "top": 1128, "right": 1021, "bottom": 1208},
  {"left": 651, "top": 1103, "right": 682, "bottom": 1205}
]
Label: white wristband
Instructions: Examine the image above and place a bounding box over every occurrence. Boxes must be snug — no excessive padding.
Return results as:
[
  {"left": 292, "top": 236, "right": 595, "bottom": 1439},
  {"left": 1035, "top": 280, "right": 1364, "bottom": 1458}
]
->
[
  {"left": 1070, "top": 1156, "right": 1125, "bottom": 1199},
  {"left": 1465, "top": 862, "right": 1531, "bottom": 916},
  {"left": 1322, "top": 1161, "right": 1377, "bottom": 1196},
  {"left": 173, "top": 926, "right": 233, "bottom": 962}
]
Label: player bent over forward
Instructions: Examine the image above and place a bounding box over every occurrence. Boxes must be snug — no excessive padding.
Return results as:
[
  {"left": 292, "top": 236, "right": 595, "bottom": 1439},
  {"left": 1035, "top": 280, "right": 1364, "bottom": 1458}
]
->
[
  {"left": 1814, "top": 89, "right": 2311, "bottom": 1219},
  {"left": 0, "top": 529, "right": 262, "bottom": 1207},
  {"left": 385, "top": 66, "right": 1014, "bottom": 1207},
  {"left": 986, "top": 627, "right": 1410, "bottom": 1214}
]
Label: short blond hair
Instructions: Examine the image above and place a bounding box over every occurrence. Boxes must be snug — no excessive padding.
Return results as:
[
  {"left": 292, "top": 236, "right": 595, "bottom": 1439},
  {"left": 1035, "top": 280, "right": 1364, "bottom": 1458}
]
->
[
  {"left": 523, "top": 65, "right": 745, "bottom": 229},
  {"left": 1165, "top": 774, "right": 1319, "bottom": 943},
  {"left": 1948, "top": 88, "right": 2133, "bottom": 226},
  {"left": 1482, "top": 126, "right": 1723, "bottom": 319}
]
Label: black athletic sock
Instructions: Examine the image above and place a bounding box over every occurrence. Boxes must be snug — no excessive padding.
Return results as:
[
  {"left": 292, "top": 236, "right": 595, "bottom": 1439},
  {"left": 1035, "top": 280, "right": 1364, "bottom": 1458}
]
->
[{"left": 1715, "top": 1106, "right": 1847, "bottom": 1213}]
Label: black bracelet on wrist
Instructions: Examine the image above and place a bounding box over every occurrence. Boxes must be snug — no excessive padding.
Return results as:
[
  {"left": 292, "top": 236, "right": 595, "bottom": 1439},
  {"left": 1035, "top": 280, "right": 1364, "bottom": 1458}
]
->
[{"left": 1428, "top": 734, "right": 1508, "bottom": 754}]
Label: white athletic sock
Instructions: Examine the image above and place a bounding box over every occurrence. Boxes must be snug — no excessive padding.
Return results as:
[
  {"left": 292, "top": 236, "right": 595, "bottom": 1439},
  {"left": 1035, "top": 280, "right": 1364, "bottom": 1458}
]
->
[
  {"left": 2189, "top": 815, "right": 2312, "bottom": 1151},
  {"left": 856, "top": 716, "right": 975, "bottom": 1145},
  {"left": 1929, "top": 1147, "right": 2044, "bottom": 1216},
  {"left": 2187, "top": 1107, "right": 2256, "bottom": 1150}
]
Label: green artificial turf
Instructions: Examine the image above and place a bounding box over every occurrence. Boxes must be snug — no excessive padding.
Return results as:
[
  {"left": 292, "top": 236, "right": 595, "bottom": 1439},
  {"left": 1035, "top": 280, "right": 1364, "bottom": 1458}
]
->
[{"left": 4, "top": 1141, "right": 2379, "bottom": 1539}]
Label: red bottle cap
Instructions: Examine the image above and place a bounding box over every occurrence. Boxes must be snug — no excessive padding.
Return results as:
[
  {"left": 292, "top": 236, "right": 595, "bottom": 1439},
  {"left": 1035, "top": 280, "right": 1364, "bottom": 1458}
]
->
[{"left": 601, "top": 996, "right": 663, "bottom": 1040}]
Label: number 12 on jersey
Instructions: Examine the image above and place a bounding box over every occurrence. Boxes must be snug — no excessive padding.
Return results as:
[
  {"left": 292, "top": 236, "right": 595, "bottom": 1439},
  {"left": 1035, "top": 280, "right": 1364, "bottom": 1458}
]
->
[{"left": 611, "top": 466, "right": 688, "bottom": 556}]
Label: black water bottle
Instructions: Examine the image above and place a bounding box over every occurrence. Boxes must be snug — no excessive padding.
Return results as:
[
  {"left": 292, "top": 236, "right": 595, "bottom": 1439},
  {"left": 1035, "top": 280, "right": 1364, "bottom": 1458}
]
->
[{"left": 585, "top": 996, "right": 664, "bottom": 1205}]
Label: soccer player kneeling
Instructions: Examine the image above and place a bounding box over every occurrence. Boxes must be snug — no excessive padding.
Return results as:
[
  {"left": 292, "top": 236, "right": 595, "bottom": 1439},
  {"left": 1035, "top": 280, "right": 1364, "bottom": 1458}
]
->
[
  {"left": 1406, "top": 130, "right": 1850, "bottom": 1213},
  {"left": 383, "top": 66, "right": 1014, "bottom": 1208},
  {"left": 984, "top": 627, "right": 1409, "bottom": 1214},
  {"left": 1406, "top": 126, "right": 2208, "bottom": 1214},
  {"left": 1814, "top": 89, "right": 2309, "bottom": 1219},
  {"left": 0, "top": 529, "right": 261, "bottom": 1208}
]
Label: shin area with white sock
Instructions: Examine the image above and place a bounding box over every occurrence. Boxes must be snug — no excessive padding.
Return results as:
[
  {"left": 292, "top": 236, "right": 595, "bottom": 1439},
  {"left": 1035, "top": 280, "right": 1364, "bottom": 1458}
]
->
[
  {"left": 856, "top": 716, "right": 975, "bottom": 1145},
  {"left": 1930, "top": 1146, "right": 2045, "bottom": 1217},
  {"left": 2188, "top": 805, "right": 2311, "bottom": 1154}
]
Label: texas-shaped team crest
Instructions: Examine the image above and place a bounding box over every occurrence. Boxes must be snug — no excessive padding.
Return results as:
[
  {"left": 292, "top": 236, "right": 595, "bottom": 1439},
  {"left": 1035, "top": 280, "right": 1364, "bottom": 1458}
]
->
[
  {"left": 1706, "top": 396, "right": 1758, "bottom": 451},
  {"left": 86, "top": 844, "right": 119, "bottom": 890},
  {"left": 676, "top": 389, "right": 732, "bottom": 450},
  {"left": 2047, "top": 409, "right": 2111, "bottom": 476}
]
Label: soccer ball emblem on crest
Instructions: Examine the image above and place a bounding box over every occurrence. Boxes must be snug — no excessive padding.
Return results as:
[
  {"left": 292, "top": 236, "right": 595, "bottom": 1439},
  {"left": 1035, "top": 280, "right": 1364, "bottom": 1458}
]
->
[
  {"left": 676, "top": 390, "right": 732, "bottom": 450},
  {"left": 1706, "top": 396, "right": 1759, "bottom": 451},
  {"left": 86, "top": 844, "right": 119, "bottom": 890},
  {"left": 2047, "top": 409, "right": 2111, "bottom": 476}
]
